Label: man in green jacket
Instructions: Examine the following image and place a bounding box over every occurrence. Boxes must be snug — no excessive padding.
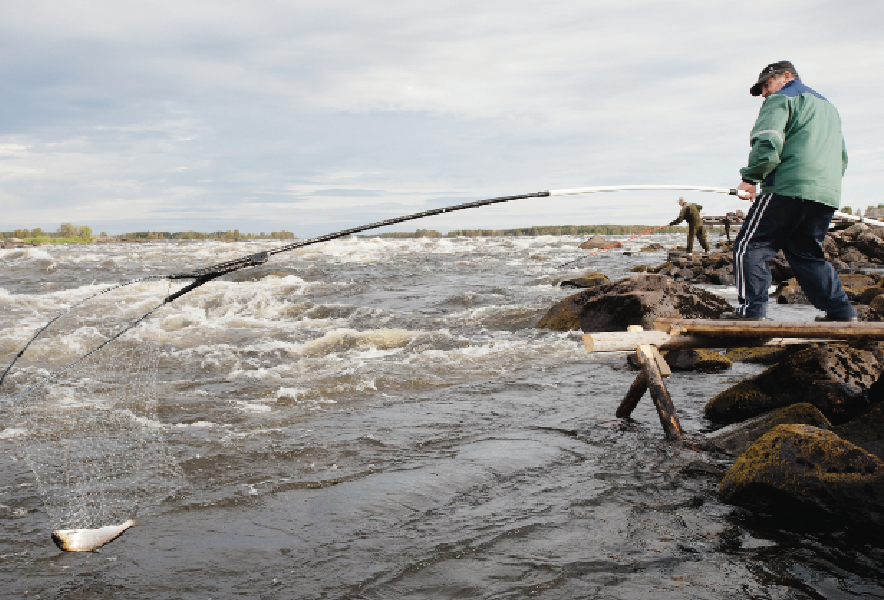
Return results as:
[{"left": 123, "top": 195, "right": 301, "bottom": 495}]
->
[
  {"left": 669, "top": 197, "right": 708, "bottom": 253},
  {"left": 732, "top": 61, "right": 855, "bottom": 322}
]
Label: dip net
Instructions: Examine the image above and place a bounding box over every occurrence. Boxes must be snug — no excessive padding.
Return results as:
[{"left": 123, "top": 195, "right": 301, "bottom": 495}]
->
[{"left": 0, "top": 279, "right": 188, "bottom": 531}]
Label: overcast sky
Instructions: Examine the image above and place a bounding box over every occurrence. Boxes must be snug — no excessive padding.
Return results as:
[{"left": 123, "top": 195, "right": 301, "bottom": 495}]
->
[{"left": 1, "top": 0, "right": 882, "bottom": 237}]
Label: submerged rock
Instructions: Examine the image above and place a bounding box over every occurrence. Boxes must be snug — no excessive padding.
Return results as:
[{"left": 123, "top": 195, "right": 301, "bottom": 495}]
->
[
  {"left": 705, "top": 343, "right": 882, "bottom": 425},
  {"left": 536, "top": 274, "right": 731, "bottom": 332},
  {"left": 661, "top": 348, "right": 731, "bottom": 372},
  {"left": 706, "top": 403, "right": 831, "bottom": 456},
  {"left": 719, "top": 424, "right": 884, "bottom": 528}
]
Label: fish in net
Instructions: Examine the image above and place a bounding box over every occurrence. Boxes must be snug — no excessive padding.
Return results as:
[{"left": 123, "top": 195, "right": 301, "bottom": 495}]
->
[{"left": 1, "top": 278, "right": 190, "bottom": 548}]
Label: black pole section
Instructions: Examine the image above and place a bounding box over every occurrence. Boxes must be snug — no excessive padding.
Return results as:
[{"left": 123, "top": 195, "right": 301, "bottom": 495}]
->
[{"left": 170, "top": 191, "right": 551, "bottom": 281}]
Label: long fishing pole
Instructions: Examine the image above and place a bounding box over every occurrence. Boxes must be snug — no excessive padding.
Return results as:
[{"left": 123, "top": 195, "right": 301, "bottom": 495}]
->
[
  {"left": 0, "top": 184, "right": 747, "bottom": 394},
  {"left": 169, "top": 185, "right": 749, "bottom": 285},
  {"left": 556, "top": 222, "right": 674, "bottom": 269}
]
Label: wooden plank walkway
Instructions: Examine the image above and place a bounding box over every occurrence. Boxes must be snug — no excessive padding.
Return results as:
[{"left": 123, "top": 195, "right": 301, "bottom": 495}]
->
[{"left": 653, "top": 318, "right": 884, "bottom": 340}]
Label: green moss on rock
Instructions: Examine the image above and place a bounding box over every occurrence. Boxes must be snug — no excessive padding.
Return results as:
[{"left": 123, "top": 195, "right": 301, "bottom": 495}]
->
[
  {"left": 720, "top": 424, "right": 884, "bottom": 527},
  {"left": 705, "top": 381, "right": 771, "bottom": 423}
]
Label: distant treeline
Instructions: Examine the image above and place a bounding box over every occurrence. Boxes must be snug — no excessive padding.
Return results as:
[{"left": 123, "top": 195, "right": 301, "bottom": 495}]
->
[
  {"left": 1, "top": 225, "right": 296, "bottom": 242},
  {"left": 110, "top": 229, "right": 295, "bottom": 240},
  {"left": 366, "top": 224, "right": 688, "bottom": 239},
  {"left": 2, "top": 223, "right": 93, "bottom": 241}
]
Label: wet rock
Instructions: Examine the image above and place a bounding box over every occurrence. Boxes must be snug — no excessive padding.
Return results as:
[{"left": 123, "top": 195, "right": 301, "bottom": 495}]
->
[
  {"left": 641, "top": 242, "right": 664, "bottom": 251},
  {"left": 559, "top": 271, "right": 611, "bottom": 289},
  {"left": 774, "top": 278, "right": 810, "bottom": 305},
  {"left": 579, "top": 235, "right": 617, "bottom": 250},
  {"left": 838, "top": 247, "right": 869, "bottom": 265},
  {"left": 706, "top": 403, "right": 831, "bottom": 456},
  {"left": 630, "top": 265, "right": 649, "bottom": 272},
  {"left": 855, "top": 284, "right": 884, "bottom": 306},
  {"left": 868, "top": 295, "right": 884, "bottom": 322},
  {"left": 705, "top": 343, "right": 883, "bottom": 425},
  {"left": 661, "top": 348, "right": 732, "bottom": 372},
  {"left": 855, "top": 229, "right": 884, "bottom": 261},
  {"left": 708, "top": 265, "right": 734, "bottom": 286},
  {"left": 723, "top": 345, "right": 807, "bottom": 365},
  {"left": 719, "top": 424, "right": 884, "bottom": 528},
  {"left": 767, "top": 252, "right": 794, "bottom": 282},
  {"left": 835, "top": 404, "right": 884, "bottom": 462},
  {"left": 536, "top": 274, "right": 732, "bottom": 332}
]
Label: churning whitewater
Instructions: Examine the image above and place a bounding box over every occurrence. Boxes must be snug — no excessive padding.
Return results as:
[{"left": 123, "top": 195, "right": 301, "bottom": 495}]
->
[{"left": 1, "top": 234, "right": 882, "bottom": 598}]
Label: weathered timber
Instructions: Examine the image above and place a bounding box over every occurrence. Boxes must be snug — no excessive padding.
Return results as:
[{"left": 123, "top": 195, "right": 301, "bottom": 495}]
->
[
  {"left": 653, "top": 318, "right": 884, "bottom": 340},
  {"left": 637, "top": 345, "right": 683, "bottom": 441},
  {"left": 650, "top": 345, "right": 671, "bottom": 377},
  {"left": 582, "top": 331, "right": 826, "bottom": 353},
  {"left": 616, "top": 370, "right": 648, "bottom": 418}
]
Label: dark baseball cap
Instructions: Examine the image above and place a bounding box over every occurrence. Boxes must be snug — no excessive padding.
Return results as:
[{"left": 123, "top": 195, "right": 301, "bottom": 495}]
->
[{"left": 750, "top": 61, "right": 798, "bottom": 96}]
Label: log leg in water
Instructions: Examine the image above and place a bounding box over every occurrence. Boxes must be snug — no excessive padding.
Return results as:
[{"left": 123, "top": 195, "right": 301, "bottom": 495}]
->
[{"left": 637, "top": 345, "right": 683, "bottom": 441}]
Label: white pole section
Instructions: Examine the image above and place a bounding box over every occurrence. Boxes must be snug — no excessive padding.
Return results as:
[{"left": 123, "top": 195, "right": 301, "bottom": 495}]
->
[
  {"left": 833, "top": 211, "right": 884, "bottom": 227},
  {"left": 549, "top": 185, "right": 747, "bottom": 197}
]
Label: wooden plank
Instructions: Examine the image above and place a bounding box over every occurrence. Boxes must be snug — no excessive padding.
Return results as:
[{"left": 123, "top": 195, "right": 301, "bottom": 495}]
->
[
  {"left": 616, "top": 369, "right": 648, "bottom": 418},
  {"left": 653, "top": 318, "right": 884, "bottom": 339},
  {"left": 637, "top": 345, "right": 683, "bottom": 441},
  {"left": 582, "top": 331, "right": 827, "bottom": 353}
]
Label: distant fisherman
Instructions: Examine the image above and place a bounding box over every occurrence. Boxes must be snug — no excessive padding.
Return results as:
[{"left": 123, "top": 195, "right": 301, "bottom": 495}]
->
[
  {"left": 669, "top": 197, "right": 709, "bottom": 253},
  {"left": 733, "top": 61, "right": 854, "bottom": 322}
]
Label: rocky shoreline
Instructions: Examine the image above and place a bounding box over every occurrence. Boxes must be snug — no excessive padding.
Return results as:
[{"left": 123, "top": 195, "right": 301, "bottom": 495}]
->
[{"left": 541, "top": 232, "right": 884, "bottom": 530}]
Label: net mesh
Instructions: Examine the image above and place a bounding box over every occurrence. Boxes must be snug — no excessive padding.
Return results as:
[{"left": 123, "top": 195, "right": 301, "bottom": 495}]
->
[{"left": 1, "top": 280, "right": 186, "bottom": 531}]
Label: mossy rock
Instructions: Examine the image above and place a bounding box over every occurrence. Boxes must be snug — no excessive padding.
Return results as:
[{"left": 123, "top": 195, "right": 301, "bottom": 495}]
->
[
  {"left": 705, "top": 343, "right": 883, "bottom": 424},
  {"left": 720, "top": 424, "right": 884, "bottom": 528},
  {"left": 839, "top": 273, "right": 878, "bottom": 291},
  {"left": 705, "top": 381, "right": 772, "bottom": 423},
  {"left": 724, "top": 345, "right": 807, "bottom": 365},
  {"left": 650, "top": 261, "right": 673, "bottom": 274},
  {"left": 559, "top": 271, "right": 611, "bottom": 289},
  {"left": 662, "top": 348, "right": 731, "bottom": 372},
  {"left": 631, "top": 265, "right": 649, "bottom": 272},
  {"left": 706, "top": 403, "right": 831, "bottom": 456},
  {"left": 537, "top": 274, "right": 731, "bottom": 332}
]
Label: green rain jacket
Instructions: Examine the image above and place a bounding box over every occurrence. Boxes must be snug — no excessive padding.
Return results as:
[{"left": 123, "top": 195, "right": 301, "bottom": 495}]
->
[
  {"left": 670, "top": 203, "right": 704, "bottom": 228},
  {"left": 740, "top": 79, "right": 847, "bottom": 208}
]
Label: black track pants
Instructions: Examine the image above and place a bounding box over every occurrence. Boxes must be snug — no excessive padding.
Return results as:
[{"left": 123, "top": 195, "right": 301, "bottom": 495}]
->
[{"left": 732, "top": 193, "right": 854, "bottom": 319}]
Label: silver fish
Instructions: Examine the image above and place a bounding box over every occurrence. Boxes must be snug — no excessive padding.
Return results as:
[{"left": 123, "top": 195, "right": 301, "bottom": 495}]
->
[{"left": 51, "top": 519, "right": 135, "bottom": 552}]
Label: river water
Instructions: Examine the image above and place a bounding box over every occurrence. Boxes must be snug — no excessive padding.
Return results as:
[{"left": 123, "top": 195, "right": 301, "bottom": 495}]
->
[{"left": 1, "top": 235, "right": 882, "bottom": 599}]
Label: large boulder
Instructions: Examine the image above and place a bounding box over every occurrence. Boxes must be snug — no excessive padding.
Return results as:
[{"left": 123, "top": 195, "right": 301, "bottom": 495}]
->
[
  {"left": 706, "top": 403, "right": 831, "bottom": 456},
  {"left": 579, "top": 235, "right": 616, "bottom": 250},
  {"left": 705, "top": 343, "right": 884, "bottom": 424},
  {"left": 719, "top": 424, "right": 884, "bottom": 528},
  {"left": 536, "top": 274, "right": 731, "bottom": 332}
]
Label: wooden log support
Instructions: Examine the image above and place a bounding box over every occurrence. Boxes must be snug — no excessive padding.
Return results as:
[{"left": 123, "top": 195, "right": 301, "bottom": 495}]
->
[
  {"left": 616, "top": 370, "right": 648, "bottom": 418},
  {"left": 636, "top": 345, "right": 683, "bottom": 441}
]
